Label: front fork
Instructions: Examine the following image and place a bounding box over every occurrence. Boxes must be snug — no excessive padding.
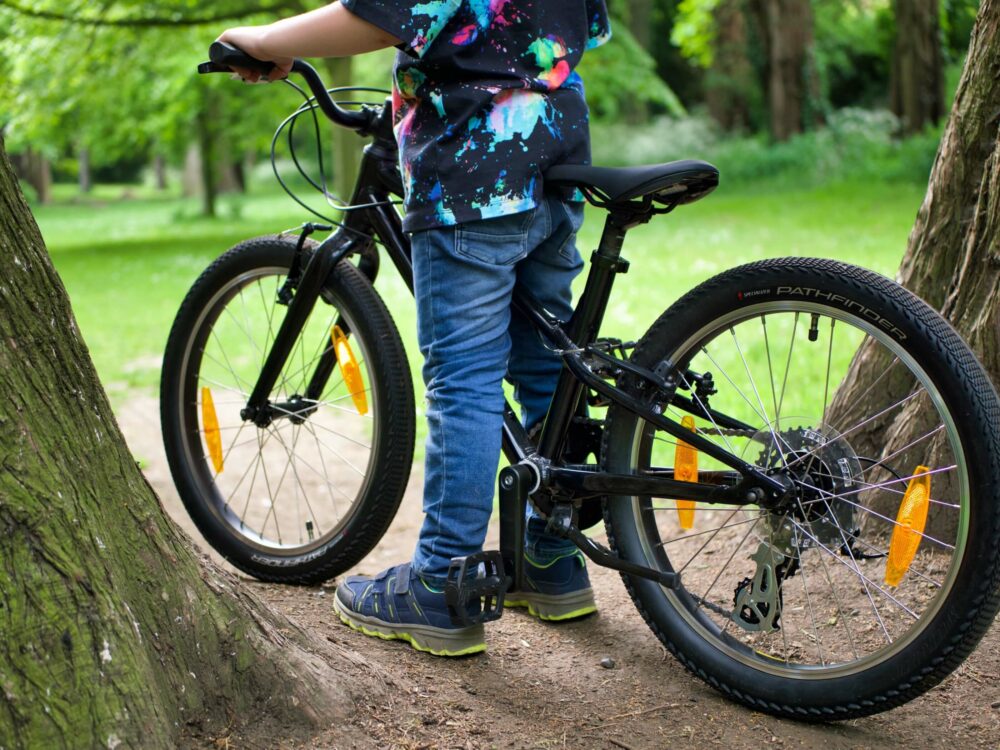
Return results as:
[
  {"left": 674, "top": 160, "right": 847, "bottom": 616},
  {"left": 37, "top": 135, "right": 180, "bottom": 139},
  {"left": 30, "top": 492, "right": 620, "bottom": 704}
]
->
[{"left": 240, "top": 224, "right": 365, "bottom": 427}]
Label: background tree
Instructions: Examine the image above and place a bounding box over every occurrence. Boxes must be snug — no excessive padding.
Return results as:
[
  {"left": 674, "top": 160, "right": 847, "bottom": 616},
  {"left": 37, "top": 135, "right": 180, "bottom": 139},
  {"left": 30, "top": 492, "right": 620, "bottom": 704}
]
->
[
  {"left": 829, "top": 0, "right": 1000, "bottom": 537},
  {"left": 749, "top": 0, "right": 818, "bottom": 140},
  {"left": 891, "top": 0, "right": 945, "bottom": 133},
  {"left": 0, "top": 133, "right": 377, "bottom": 747}
]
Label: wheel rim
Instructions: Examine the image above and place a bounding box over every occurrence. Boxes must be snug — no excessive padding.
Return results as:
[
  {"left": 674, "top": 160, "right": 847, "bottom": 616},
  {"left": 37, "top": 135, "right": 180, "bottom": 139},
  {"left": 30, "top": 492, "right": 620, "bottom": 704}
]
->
[
  {"left": 176, "top": 266, "right": 380, "bottom": 555},
  {"left": 626, "top": 301, "right": 969, "bottom": 678}
]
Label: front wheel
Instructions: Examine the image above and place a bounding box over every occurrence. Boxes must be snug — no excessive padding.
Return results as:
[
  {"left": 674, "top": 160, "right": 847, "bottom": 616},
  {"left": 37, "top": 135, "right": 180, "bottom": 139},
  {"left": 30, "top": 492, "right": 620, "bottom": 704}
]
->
[
  {"left": 161, "top": 235, "right": 415, "bottom": 584},
  {"left": 603, "top": 257, "right": 1000, "bottom": 719}
]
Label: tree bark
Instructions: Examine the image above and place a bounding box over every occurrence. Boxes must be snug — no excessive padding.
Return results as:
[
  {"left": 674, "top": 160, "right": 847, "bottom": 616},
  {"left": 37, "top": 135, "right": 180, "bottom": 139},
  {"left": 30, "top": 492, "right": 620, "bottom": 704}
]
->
[
  {"left": 827, "top": 0, "right": 1000, "bottom": 537},
  {"left": 707, "top": 0, "right": 753, "bottom": 132},
  {"left": 0, "top": 135, "right": 375, "bottom": 748},
  {"left": 750, "top": 0, "right": 815, "bottom": 141},
  {"left": 891, "top": 0, "right": 945, "bottom": 135}
]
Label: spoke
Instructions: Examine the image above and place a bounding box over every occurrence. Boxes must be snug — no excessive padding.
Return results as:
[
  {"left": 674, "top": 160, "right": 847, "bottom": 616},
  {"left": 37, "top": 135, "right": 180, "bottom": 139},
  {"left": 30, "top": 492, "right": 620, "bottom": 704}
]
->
[
  {"left": 305, "top": 419, "right": 344, "bottom": 519},
  {"left": 761, "top": 315, "right": 779, "bottom": 425},
  {"left": 237, "top": 432, "right": 268, "bottom": 527},
  {"left": 794, "top": 541, "right": 827, "bottom": 666},
  {"left": 267, "top": 402, "right": 373, "bottom": 451},
  {"left": 675, "top": 508, "right": 742, "bottom": 575},
  {"left": 701, "top": 344, "right": 770, "bottom": 426},
  {"left": 782, "top": 390, "right": 922, "bottom": 472},
  {"left": 223, "top": 430, "right": 271, "bottom": 510},
  {"left": 848, "top": 535, "right": 943, "bottom": 589},
  {"left": 222, "top": 302, "right": 265, "bottom": 365},
  {"left": 202, "top": 341, "right": 253, "bottom": 395},
  {"left": 301, "top": 424, "right": 369, "bottom": 477},
  {"left": 797, "top": 480, "right": 957, "bottom": 550},
  {"left": 729, "top": 326, "right": 785, "bottom": 469},
  {"left": 199, "top": 377, "right": 249, "bottom": 399},
  {"left": 267, "top": 423, "right": 323, "bottom": 542},
  {"left": 792, "top": 513, "right": 918, "bottom": 622},
  {"left": 821, "top": 318, "right": 835, "bottom": 423},
  {"left": 767, "top": 520, "right": 793, "bottom": 664},
  {"left": 677, "top": 371, "right": 739, "bottom": 458},
  {"left": 775, "top": 312, "right": 800, "bottom": 424},
  {"left": 808, "top": 537, "right": 861, "bottom": 662},
  {"left": 656, "top": 514, "right": 760, "bottom": 546},
  {"left": 800, "top": 466, "right": 960, "bottom": 509},
  {"left": 276, "top": 423, "right": 363, "bottom": 504},
  {"left": 699, "top": 515, "right": 761, "bottom": 612}
]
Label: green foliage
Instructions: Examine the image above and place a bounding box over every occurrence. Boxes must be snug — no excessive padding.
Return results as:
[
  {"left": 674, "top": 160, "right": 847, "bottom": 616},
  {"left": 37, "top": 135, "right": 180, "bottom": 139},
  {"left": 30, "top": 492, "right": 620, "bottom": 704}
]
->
[
  {"left": 671, "top": 0, "right": 718, "bottom": 68},
  {"left": 578, "top": 19, "right": 686, "bottom": 120},
  {"left": 591, "top": 107, "right": 941, "bottom": 187}
]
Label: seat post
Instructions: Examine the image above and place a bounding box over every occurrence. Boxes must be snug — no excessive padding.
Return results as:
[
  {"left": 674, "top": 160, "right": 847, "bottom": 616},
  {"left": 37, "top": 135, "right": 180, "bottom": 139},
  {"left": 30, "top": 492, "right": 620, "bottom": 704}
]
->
[{"left": 537, "top": 213, "right": 631, "bottom": 462}]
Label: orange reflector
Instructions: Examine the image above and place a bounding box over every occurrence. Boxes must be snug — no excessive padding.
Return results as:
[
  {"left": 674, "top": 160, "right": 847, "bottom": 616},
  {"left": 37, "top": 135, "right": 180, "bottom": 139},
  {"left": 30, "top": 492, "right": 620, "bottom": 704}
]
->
[
  {"left": 675, "top": 415, "right": 698, "bottom": 530},
  {"left": 332, "top": 326, "right": 368, "bottom": 416},
  {"left": 201, "top": 387, "right": 224, "bottom": 474},
  {"left": 885, "top": 465, "right": 931, "bottom": 587}
]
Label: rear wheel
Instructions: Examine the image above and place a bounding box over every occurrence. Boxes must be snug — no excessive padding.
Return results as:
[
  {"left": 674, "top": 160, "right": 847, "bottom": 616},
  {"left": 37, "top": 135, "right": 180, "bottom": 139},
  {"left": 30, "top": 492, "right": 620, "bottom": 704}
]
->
[
  {"left": 161, "top": 236, "right": 415, "bottom": 583},
  {"left": 603, "top": 257, "right": 1000, "bottom": 718}
]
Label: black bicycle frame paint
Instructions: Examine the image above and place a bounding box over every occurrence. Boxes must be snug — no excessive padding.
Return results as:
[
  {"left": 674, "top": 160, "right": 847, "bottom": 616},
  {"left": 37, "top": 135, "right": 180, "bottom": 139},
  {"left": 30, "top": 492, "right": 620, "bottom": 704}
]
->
[{"left": 241, "top": 106, "right": 776, "bottom": 506}]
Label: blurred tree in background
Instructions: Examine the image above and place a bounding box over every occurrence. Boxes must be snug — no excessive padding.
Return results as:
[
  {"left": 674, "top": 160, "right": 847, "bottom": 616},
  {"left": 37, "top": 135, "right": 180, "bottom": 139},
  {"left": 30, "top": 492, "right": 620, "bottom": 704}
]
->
[{"left": 0, "top": 0, "right": 984, "bottom": 205}]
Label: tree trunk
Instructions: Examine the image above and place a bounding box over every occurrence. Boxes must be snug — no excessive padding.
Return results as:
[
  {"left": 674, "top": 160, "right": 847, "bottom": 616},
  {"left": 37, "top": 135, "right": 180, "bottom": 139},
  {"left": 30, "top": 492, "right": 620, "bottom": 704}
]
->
[
  {"left": 707, "top": 0, "right": 753, "bottom": 132},
  {"left": 78, "top": 145, "right": 92, "bottom": 194},
  {"left": 15, "top": 147, "right": 53, "bottom": 204},
  {"left": 750, "top": 0, "right": 815, "bottom": 141},
  {"left": 891, "top": 0, "right": 945, "bottom": 135},
  {"left": 827, "top": 0, "right": 1000, "bottom": 538},
  {"left": 182, "top": 144, "right": 201, "bottom": 197},
  {"left": 196, "top": 92, "right": 219, "bottom": 217},
  {"left": 0, "top": 135, "right": 374, "bottom": 748},
  {"left": 153, "top": 153, "right": 168, "bottom": 191},
  {"left": 627, "top": 0, "right": 654, "bottom": 51},
  {"left": 322, "top": 57, "right": 361, "bottom": 206}
]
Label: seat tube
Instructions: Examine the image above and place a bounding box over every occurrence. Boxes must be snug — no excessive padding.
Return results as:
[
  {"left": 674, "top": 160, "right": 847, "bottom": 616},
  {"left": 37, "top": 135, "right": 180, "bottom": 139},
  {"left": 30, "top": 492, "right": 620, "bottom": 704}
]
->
[{"left": 537, "top": 216, "right": 629, "bottom": 461}]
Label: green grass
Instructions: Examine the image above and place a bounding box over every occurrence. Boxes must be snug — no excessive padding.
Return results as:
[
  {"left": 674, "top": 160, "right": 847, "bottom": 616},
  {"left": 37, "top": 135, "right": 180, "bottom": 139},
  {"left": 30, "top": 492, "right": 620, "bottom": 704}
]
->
[{"left": 37, "top": 179, "right": 924, "bottom": 441}]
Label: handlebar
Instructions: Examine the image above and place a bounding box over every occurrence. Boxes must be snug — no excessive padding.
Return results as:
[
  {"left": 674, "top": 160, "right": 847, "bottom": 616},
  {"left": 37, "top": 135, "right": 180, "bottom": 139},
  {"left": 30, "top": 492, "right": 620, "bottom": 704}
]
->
[{"left": 199, "top": 42, "right": 374, "bottom": 133}]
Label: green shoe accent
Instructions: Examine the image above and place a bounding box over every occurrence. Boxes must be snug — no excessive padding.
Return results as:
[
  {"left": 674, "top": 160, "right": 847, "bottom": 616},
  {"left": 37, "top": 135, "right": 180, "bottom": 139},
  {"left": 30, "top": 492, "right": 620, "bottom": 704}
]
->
[
  {"left": 506, "top": 588, "right": 598, "bottom": 622},
  {"left": 334, "top": 593, "right": 486, "bottom": 657}
]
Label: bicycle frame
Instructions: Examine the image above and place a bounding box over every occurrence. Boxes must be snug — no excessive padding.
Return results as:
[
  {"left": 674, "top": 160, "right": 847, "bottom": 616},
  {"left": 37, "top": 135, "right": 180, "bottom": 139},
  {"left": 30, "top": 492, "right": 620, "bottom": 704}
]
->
[{"left": 240, "top": 102, "right": 787, "bottom": 587}]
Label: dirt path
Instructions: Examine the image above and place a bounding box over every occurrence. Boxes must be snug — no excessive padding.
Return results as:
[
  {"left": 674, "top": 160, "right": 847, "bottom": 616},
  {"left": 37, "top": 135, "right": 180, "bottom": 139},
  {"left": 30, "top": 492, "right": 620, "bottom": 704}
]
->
[{"left": 118, "top": 395, "right": 1000, "bottom": 749}]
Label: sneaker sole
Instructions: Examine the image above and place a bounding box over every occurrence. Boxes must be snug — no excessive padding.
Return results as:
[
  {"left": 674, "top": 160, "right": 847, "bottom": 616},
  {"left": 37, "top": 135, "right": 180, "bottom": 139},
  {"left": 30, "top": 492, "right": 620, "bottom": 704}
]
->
[
  {"left": 506, "top": 588, "right": 597, "bottom": 622},
  {"left": 333, "top": 594, "right": 486, "bottom": 657}
]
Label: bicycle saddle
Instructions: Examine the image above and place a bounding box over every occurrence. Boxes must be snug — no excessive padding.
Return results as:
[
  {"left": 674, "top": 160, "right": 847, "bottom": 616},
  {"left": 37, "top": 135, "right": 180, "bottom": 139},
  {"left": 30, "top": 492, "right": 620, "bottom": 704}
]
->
[{"left": 544, "top": 159, "right": 719, "bottom": 206}]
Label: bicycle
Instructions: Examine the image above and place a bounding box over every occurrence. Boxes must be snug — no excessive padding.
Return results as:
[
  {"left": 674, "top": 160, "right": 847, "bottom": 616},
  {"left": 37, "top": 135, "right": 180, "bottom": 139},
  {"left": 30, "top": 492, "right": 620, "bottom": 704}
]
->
[{"left": 160, "top": 42, "right": 1000, "bottom": 720}]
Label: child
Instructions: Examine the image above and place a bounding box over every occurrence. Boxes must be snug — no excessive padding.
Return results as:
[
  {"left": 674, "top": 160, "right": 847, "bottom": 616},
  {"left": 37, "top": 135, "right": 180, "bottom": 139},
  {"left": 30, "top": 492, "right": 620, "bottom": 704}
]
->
[{"left": 218, "top": 0, "right": 610, "bottom": 656}]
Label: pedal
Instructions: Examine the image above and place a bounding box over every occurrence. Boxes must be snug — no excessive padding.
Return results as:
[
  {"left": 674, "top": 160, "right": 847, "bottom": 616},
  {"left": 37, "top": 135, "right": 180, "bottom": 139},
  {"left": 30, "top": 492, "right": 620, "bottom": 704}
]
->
[{"left": 444, "top": 551, "right": 509, "bottom": 627}]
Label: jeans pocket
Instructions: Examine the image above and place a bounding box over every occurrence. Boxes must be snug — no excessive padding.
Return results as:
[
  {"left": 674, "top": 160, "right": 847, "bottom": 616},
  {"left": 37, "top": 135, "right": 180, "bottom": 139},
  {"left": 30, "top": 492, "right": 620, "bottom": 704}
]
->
[
  {"left": 456, "top": 210, "right": 534, "bottom": 266},
  {"left": 555, "top": 201, "right": 586, "bottom": 262}
]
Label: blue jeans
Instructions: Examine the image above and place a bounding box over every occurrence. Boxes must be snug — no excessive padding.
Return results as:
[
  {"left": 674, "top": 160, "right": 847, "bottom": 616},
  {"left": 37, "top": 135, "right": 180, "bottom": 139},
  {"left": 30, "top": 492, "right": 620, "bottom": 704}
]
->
[{"left": 410, "top": 196, "right": 586, "bottom": 584}]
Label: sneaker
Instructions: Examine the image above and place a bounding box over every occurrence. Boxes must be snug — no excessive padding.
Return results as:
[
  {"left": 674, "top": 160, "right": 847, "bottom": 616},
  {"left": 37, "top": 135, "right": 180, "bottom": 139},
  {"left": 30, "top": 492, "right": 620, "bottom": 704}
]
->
[
  {"left": 333, "top": 563, "right": 487, "bottom": 657},
  {"left": 505, "top": 550, "right": 597, "bottom": 621}
]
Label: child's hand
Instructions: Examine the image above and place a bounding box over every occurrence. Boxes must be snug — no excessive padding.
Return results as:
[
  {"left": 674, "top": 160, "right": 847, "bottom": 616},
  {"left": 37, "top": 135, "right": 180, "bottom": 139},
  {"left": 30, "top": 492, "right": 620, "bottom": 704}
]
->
[{"left": 216, "top": 26, "right": 294, "bottom": 83}]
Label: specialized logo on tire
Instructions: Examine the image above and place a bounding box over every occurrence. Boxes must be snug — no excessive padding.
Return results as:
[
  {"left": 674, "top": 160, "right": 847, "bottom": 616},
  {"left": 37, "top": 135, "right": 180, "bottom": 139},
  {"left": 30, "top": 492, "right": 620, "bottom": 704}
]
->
[{"left": 737, "top": 289, "right": 773, "bottom": 301}]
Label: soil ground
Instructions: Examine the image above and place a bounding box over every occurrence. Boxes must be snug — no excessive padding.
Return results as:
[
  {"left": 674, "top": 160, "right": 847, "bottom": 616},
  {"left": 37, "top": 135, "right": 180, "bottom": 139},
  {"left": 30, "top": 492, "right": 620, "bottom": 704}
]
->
[{"left": 119, "top": 395, "right": 1000, "bottom": 750}]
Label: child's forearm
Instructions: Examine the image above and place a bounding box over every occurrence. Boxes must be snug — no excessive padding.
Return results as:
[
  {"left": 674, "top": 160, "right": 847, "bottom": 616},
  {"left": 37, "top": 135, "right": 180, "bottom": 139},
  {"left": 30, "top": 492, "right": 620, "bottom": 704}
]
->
[
  {"left": 218, "top": 2, "right": 401, "bottom": 79},
  {"left": 258, "top": 3, "right": 401, "bottom": 58}
]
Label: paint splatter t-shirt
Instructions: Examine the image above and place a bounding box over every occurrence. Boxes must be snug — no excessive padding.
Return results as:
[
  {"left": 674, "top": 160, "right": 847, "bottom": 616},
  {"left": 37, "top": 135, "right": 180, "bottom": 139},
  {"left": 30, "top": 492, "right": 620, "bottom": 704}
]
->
[{"left": 341, "top": 0, "right": 611, "bottom": 232}]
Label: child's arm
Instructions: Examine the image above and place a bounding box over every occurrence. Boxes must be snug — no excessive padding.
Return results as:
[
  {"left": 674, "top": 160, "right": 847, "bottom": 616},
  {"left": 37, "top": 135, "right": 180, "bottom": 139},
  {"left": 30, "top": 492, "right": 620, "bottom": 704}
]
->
[{"left": 218, "top": 3, "right": 402, "bottom": 81}]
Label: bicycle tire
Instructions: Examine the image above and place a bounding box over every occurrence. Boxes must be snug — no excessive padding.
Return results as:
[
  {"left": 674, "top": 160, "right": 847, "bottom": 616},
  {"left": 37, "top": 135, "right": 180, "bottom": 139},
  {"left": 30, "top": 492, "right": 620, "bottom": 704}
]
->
[
  {"left": 602, "top": 257, "right": 1000, "bottom": 719},
  {"left": 161, "top": 235, "right": 415, "bottom": 584}
]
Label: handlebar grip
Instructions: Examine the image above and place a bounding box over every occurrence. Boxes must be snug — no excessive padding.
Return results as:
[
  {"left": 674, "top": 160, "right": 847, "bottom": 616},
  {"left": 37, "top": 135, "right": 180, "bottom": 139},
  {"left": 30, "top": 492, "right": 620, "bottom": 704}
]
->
[
  {"left": 207, "top": 41, "right": 276, "bottom": 74},
  {"left": 197, "top": 42, "right": 375, "bottom": 133}
]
